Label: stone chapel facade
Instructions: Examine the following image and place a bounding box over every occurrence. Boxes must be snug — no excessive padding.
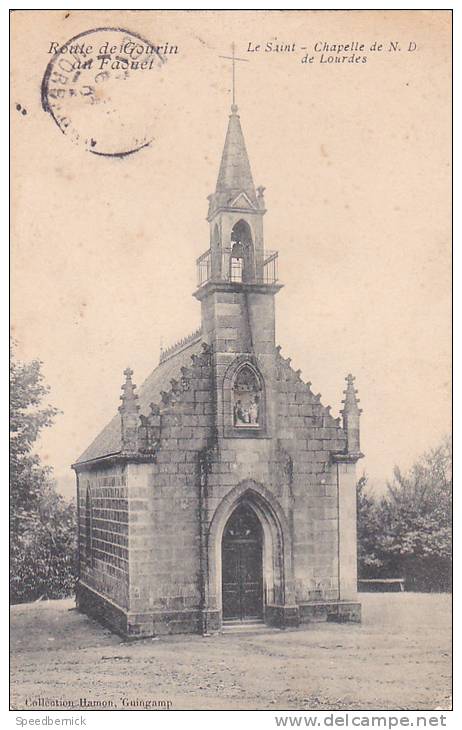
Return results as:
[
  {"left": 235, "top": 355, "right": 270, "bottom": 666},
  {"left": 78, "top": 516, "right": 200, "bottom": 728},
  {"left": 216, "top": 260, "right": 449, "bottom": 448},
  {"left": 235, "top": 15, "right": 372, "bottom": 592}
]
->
[{"left": 73, "top": 103, "right": 363, "bottom": 637}]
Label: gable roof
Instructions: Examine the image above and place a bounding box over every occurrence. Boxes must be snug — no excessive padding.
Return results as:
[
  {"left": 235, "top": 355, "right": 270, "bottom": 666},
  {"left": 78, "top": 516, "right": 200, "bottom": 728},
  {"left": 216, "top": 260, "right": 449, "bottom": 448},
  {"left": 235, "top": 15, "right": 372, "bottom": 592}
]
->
[{"left": 75, "top": 336, "right": 203, "bottom": 465}]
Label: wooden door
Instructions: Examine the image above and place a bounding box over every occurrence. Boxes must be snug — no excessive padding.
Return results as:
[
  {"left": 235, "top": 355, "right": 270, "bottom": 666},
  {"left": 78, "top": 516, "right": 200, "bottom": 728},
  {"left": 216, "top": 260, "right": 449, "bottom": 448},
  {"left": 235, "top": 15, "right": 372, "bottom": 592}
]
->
[{"left": 222, "top": 503, "right": 263, "bottom": 621}]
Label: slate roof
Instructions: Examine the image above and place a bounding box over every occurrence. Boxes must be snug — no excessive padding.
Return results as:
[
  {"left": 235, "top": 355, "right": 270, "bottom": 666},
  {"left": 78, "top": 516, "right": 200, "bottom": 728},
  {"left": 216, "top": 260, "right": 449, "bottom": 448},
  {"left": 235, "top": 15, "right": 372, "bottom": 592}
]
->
[{"left": 75, "top": 335, "right": 203, "bottom": 464}]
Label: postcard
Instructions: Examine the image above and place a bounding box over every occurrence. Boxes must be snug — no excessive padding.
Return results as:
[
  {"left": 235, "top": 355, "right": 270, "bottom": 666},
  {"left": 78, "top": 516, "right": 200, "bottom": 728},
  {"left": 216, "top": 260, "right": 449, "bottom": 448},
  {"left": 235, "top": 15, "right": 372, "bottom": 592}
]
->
[{"left": 10, "top": 9, "right": 452, "bottom": 715}]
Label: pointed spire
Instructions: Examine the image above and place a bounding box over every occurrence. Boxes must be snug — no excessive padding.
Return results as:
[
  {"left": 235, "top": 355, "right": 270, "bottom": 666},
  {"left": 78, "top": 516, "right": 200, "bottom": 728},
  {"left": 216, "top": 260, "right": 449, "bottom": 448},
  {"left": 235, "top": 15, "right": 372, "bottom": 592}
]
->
[
  {"left": 340, "top": 374, "right": 363, "bottom": 455},
  {"left": 119, "top": 367, "right": 140, "bottom": 452},
  {"left": 214, "top": 106, "right": 257, "bottom": 206}
]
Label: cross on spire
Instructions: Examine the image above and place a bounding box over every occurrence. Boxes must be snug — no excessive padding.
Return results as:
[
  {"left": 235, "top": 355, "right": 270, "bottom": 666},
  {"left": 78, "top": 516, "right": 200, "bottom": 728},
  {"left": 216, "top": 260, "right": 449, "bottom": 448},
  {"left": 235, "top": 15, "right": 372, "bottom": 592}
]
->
[{"left": 219, "top": 42, "right": 248, "bottom": 109}]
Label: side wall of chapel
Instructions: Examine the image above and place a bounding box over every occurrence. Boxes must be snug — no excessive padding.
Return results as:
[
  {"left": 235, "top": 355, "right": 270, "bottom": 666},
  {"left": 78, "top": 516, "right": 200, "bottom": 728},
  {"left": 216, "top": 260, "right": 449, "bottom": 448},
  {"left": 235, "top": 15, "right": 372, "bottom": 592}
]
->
[{"left": 76, "top": 463, "right": 130, "bottom": 633}]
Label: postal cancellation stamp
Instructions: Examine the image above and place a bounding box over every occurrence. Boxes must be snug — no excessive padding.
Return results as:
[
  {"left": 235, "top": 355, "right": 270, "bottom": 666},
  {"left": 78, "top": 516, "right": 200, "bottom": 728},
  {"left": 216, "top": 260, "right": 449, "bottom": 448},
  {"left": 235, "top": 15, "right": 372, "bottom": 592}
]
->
[{"left": 41, "top": 27, "right": 171, "bottom": 157}]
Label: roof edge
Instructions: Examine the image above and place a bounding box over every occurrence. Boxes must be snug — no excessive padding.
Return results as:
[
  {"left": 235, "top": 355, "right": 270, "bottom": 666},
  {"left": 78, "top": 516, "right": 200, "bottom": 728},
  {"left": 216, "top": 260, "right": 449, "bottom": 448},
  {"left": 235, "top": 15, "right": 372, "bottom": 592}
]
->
[
  {"left": 72, "top": 451, "right": 157, "bottom": 472},
  {"left": 160, "top": 327, "right": 202, "bottom": 364}
]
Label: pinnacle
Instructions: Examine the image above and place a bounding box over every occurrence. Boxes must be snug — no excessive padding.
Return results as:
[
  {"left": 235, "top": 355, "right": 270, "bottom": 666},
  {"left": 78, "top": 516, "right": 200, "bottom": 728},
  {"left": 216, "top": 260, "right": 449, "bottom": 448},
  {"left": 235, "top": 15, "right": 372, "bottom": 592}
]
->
[
  {"left": 341, "top": 373, "right": 362, "bottom": 414},
  {"left": 119, "top": 367, "right": 139, "bottom": 414}
]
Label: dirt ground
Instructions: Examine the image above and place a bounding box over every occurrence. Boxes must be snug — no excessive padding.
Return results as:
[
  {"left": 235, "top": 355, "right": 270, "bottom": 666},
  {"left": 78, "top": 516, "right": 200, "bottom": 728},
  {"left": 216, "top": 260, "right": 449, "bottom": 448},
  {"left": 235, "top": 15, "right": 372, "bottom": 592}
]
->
[{"left": 10, "top": 593, "right": 451, "bottom": 711}]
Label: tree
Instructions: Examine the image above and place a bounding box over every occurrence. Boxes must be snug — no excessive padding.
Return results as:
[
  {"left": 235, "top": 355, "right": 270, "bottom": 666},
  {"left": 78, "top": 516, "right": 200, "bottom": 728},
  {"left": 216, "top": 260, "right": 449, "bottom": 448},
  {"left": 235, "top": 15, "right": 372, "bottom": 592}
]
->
[
  {"left": 10, "top": 344, "right": 77, "bottom": 603},
  {"left": 381, "top": 437, "right": 452, "bottom": 591},
  {"left": 356, "top": 475, "right": 385, "bottom": 577},
  {"left": 357, "top": 437, "right": 452, "bottom": 591},
  {"left": 10, "top": 351, "right": 59, "bottom": 531}
]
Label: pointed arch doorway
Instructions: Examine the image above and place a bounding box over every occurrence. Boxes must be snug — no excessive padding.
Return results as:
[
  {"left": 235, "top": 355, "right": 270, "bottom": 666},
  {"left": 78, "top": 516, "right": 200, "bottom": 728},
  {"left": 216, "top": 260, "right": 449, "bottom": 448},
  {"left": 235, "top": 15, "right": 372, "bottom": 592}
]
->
[{"left": 221, "top": 502, "right": 264, "bottom": 621}]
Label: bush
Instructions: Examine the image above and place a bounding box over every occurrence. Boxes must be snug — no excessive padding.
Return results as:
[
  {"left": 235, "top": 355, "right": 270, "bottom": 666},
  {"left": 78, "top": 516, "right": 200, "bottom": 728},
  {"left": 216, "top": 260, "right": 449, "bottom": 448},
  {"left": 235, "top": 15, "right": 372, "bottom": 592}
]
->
[{"left": 10, "top": 485, "right": 77, "bottom": 603}]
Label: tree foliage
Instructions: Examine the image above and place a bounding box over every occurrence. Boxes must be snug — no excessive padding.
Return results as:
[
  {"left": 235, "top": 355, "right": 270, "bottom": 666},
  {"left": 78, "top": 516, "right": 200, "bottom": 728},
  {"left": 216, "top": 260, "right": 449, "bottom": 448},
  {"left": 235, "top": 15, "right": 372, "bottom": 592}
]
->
[
  {"left": 10, "top": 345, "right": 77, "bottom": 603},
  {"left": 357, "top": 437, "right": 452, "bottom": 591},
  {"left": 357, "top": 475, "right": 385, "bottom": 573}
]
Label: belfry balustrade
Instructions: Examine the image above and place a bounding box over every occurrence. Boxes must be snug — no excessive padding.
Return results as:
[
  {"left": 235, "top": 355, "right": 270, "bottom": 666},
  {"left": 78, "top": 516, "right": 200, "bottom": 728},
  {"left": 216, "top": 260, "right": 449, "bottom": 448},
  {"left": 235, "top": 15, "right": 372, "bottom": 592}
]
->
[{"left": 196, "top": 248, "right": 279, "bottom": 287}]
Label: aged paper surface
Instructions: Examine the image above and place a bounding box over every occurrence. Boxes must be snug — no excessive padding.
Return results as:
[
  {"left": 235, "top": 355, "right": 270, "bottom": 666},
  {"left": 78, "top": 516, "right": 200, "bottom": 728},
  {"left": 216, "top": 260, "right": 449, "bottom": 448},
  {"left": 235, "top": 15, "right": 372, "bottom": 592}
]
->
[{"left": 10, "top": 9, "right": 451, "bottom": 714}]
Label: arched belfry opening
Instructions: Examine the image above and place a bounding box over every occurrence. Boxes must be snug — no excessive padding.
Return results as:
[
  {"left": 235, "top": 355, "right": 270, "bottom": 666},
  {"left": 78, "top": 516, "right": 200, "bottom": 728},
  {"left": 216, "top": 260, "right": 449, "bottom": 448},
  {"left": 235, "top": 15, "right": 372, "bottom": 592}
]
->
[
  {"left": 230, "top": 219, "right": 254, "bottom": 283},
  {"left": 221, "top": 502, "right": 263, "bottom": 621}
]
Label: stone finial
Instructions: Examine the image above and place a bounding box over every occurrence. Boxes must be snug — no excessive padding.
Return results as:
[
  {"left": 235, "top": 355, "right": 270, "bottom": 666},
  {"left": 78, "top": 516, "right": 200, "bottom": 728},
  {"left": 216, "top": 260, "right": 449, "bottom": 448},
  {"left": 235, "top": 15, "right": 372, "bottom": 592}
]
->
[
  {"left": 119, "top": 368, "right": 139, "bottom": 414},
  {"left": 195, "top": 341, "right": 212, "bottom": 366},
  {"left": 257, "top": 185, "right": 266, "bottom": 209},
  {"left": 341, "top": 374, "right": 360, "bottom": 409},
  {"left": 149, "top": 402, "right": 160, "bottom": 417},
  {"left": 138, "top": 400, "right": 161, "bottom": 454},
  {"left": 340, "top": 373, "right": 363, "bottom": 454},
  {"left": 119, "top": 367, "right": 140, "bottom": 452},
  {"left": 170, "top": 378, "right": 181, "bottom": 394}
]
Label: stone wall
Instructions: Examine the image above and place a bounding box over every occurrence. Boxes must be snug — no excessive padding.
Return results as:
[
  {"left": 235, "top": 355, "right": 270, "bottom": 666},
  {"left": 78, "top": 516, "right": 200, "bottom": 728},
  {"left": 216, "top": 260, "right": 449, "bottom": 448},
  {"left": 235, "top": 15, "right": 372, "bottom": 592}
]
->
[
  {"left": 77, "top": 464, "right": 129, "bottom": 610},
  {"left": 274, "top": 349, "right": 347, "bottom": 603},
  {"left": 125, "top": 345, "right": 214, "bottom": 635}
]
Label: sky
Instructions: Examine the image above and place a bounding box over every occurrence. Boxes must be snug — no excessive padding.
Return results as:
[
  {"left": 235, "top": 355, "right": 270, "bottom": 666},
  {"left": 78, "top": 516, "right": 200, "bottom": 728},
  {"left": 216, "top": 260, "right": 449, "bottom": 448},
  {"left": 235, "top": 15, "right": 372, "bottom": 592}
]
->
[{"left": 11, "top": 10, "right": 451, "bottom": 498}]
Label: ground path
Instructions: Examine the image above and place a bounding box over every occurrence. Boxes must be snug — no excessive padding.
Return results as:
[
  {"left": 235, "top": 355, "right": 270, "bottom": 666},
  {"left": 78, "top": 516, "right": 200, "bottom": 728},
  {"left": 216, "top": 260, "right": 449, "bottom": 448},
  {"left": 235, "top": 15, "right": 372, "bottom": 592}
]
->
[{"left": 10, "top": 593, "right": 452, "bottom": 711}]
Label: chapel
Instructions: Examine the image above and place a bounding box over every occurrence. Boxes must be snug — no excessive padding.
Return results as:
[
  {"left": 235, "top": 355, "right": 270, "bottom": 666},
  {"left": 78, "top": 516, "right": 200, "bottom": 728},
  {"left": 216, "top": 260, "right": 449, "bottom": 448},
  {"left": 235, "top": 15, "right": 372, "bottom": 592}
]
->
[{"left": 72, "top": 101, "right": 363, "bottom": 637}]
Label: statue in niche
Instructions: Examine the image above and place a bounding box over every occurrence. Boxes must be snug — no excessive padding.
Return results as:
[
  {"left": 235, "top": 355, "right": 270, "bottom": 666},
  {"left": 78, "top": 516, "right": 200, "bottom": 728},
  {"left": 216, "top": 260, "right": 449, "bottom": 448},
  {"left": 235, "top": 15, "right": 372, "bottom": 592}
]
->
[{"left": 232, "top": 365, "right": 262, "bottom": 428}]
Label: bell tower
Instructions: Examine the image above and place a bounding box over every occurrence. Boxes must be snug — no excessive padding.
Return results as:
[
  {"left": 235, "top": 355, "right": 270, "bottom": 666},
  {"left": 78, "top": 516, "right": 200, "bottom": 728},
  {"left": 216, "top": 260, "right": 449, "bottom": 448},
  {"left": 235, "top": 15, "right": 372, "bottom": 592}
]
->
[
  {"left": 194, "top": 101, "right": 282, "bottom": 345},
  {"left": 206, "top": 103, "right": 267, "bottom": 285},
  {"left": 194, "top": 102, "right": 282, "bottom": 439}
]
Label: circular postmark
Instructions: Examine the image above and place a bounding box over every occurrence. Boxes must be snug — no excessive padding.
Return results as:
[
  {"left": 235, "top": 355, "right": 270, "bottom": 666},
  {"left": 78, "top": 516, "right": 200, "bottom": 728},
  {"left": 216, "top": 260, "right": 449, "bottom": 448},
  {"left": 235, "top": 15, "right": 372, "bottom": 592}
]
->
[{"left": 41, "top": 27, "right": 169, "bottom": 157}]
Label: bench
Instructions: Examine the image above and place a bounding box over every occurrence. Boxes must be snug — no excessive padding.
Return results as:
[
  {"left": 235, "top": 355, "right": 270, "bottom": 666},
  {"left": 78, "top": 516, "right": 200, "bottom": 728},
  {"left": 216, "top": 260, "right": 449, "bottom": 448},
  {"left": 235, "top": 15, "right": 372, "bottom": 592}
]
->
[{"left": 358, "top": 578, "right": 405, "bottom": 592}]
